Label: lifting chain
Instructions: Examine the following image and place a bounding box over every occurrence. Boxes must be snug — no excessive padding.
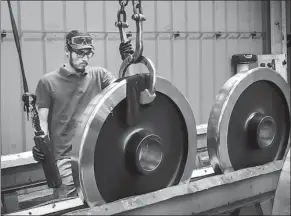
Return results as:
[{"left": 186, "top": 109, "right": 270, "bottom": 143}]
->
[
  {"left": 115, "top": 0, "right": 156, "bottom": 104},
  {"left": 115, "top": 0, "right": 145, "bottom": 64},
  {"left": 115, "top": 0, "right": 129, "bottom": 44}
]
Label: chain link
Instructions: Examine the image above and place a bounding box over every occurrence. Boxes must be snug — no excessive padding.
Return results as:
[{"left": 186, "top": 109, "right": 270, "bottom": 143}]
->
[
  {"left": 119, "top": 0, "right": 129, "bottom": 8},
  {"left": 115, "top": 0, "right": 129, "bottom": 43},
  {"left": 116, "top": 0, "right": 146, "bottom": 62},
  {"left": 132, "top": 0, "right": 143, "bottom": 16}
]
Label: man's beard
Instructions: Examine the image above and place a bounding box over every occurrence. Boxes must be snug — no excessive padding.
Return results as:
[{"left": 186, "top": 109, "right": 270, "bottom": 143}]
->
[{"left": 69, "top": 53, "right": 86, "bottom": 73}]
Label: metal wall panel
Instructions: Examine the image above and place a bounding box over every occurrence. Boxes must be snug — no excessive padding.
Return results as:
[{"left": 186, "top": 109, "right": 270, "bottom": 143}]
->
[{"left": 1, "top": 0, "right": 266, "bottom": 155}]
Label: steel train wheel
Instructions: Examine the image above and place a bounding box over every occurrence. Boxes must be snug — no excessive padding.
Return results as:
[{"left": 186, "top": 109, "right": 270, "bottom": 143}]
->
[
  {"left": 71, "top": 76, "right": 197, "bottom": 207},
  {"left": 207, "top": 67, "right": 291, "bottom": 174}
]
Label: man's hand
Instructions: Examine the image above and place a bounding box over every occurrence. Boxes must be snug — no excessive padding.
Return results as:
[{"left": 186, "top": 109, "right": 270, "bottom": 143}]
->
[
  {"left": 32, "top": 145, "right": 45, "bottom": 161},
  {"left": 32, "top": 135, "right": 49, "bottom": 161},
  {"left": 119, "top": 40, "right": 134, "bottom": 60}
]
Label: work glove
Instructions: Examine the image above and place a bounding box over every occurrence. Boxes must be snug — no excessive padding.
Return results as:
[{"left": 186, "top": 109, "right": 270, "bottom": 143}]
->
[
  {"left": 32, "top": 135, "right": 48, "bottom": 161},
  {"left": 119, "top": 40, "right": 135, "bottom": 60},
  {"left": 32, "top": 145, "right": 44, "bottom": 161}
]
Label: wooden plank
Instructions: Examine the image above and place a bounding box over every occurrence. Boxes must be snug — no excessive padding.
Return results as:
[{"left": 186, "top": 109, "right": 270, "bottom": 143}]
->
[
  {"left": 65, "top": 161, "right": 282, "bottom": 215},
  {"left": 7, "top": 161, "right": 282, "bottom": 216},
  {"left": 5, "top": 197, "right": 84, "bottom": 216},
  {"left": 1, "top": 163, "right": 45, "bottom": 192},
  {"left": 1, "top": 151, "right": 36, "bottom": 169},
  {"left": 191, "top": 166, "right": 214, "bottom": 179},
  {"left": 1, "top": 192, "right": 19, "bottom": 214},
  {"left": 18, "top": 187, "right": 52, "bottom": 203}
]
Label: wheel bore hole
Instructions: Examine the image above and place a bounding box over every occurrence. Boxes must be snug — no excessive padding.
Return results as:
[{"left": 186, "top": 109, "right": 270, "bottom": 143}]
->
[
  {"left": 136, "top": 136, "right": 163, "bottom": 173},
  {"left": 125, "top": 130, "right": 163, "bottom": 175},
  {"left": 247, "top": 113, "right": 276, "bottom": 149},
  {"left": 257, "top": 116, "right": 276, "bottom": 148}
]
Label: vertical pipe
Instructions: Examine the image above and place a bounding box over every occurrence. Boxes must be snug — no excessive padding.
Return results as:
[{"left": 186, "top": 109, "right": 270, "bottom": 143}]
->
[
  {"left": 83, "top": 0, "right": 87, "bottom": 32},
  {"left": 212, "top": 0, "right": 216, "bottom": 101},
  {"left": 225, "top": 1, "right": 229, "bottom": 75},
  {"left": 103, "top": 1, "right": 108, "bottom": 69},
  {"left": 262, "top": 0, "right": 271, "bottom": 54},
  {"left": 41, "top": 1, "right": 47, "bottom": 75},
  {"left": 0, "top": 0, "right": 2, "bottom": 155},
  {"left": 154, "top": 0, "right": 158, "bottom": 72},
  {"left": 63, "top": 1, "right": 67, "bottom": 34},
  {"left": 236, "top": 1, "right": 240, "bottom": 54},
  {"left": 248, "top": 0, "right": 253, "bottom": 55},
  {"left": 184, "top": 1, "right": 189, "bottom": 99},
  {"left": 198, "top": 1, "right": 202, "bottom": 124},
  {"left": 63, "top": 0, "right": 67, "bottom": 62},
  {"left": 170, "top": 1, "right": 174, "bottom": 82}
]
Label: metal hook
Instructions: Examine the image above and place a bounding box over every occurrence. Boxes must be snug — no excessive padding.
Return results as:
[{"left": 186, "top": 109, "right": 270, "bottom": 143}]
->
[
  {"left": 117, "top": 0, "right": 156, "bottom": 104},
  {"left": 119, "top": 56, "right": 156, "bottom": 104}
]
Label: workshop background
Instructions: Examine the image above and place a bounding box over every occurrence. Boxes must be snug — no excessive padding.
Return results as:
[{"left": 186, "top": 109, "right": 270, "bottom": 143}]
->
[{"left": 0, "top": 0, "right": 289, "bottom": 155}]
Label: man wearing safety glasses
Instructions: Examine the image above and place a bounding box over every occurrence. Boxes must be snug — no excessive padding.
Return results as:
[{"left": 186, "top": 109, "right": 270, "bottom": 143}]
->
[{"left": 32, "top": 30, "right": 134, "bottom": 199}]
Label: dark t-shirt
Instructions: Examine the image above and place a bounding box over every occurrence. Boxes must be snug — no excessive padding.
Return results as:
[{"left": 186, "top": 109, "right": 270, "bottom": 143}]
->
[{"left": 35, "top": 65, "right": 116, "bottom": 160}]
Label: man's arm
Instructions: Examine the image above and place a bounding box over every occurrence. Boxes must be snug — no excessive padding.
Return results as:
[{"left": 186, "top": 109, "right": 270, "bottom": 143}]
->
[
  {"left": 101, "top": 68, "right": 117, "bottom": 89},
  {"left": 35, "top": 77, "right": 51, "bottom": 134},
  {"left": 100, "top": 41, "right": 133, "bottom": 89},
  {"left": 38, "top": 107, "right": 49, "bottom": 136},
  {"left": 32, "top": 77, "right": 52, "bottom": 162}
]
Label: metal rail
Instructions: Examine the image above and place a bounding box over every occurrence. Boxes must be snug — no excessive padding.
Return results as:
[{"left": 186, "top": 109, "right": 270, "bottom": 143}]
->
[
  {"left": 0, "top": 30, "right": 265, "bottom": 40},
  {"left": 5, "top": 160, "right": 283, "bottom": 216}
]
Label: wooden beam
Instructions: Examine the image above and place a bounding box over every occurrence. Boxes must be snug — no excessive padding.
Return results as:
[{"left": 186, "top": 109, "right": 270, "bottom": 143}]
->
[
  {"left": 66, "top": 161, "right": 282, "bottom": 215},
  {"left": 5, "top": 197, "right": 85, "bottom": 216},
  {"left": 1, "top": 163, "right": 45, "bottom": 193},
  {"left": 1, "top": 151, "right": 36, "bottom": 169},
  {"left": 6, "top": 161, "right": 282, "bottom": 216},
  {"left": 1, "top": 192, "right": 19, "bottom": 214}
]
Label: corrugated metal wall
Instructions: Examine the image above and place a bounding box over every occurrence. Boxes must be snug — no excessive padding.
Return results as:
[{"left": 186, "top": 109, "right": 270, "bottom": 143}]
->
[{"left": 1, "top": 0, "right": 266, "bottom": 155}]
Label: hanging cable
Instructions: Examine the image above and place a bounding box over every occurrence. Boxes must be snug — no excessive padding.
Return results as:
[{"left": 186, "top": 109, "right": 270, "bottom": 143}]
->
[{"left": 6, "top": 0, "right": 62, "bottom": 188}]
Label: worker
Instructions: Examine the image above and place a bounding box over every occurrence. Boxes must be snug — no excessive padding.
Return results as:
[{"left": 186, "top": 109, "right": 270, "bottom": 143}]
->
[{"left": 31, "top": 30, "right": 134, "bottom": 199}]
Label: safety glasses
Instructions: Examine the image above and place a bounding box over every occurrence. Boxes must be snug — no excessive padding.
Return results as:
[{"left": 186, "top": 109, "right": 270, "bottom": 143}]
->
[
  {"left": 74, "top": 49, "right": 94, "bottom": 58},
  {"left": 71, "top": 36, "right": 93, "bottom": 46}
]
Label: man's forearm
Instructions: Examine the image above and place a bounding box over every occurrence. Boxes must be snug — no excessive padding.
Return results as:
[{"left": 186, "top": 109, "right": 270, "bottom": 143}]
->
[
  {"left": 37, "top": 107, "right": 50, "bottom": 136},
  {"left": 40, "top": 120, "right": 49, "bottom": 136}
]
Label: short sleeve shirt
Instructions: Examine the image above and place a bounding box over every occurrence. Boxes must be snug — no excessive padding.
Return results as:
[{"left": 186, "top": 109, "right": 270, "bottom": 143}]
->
[{"left": 35, "top": 65, "right": 116, "bottom": 160}]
